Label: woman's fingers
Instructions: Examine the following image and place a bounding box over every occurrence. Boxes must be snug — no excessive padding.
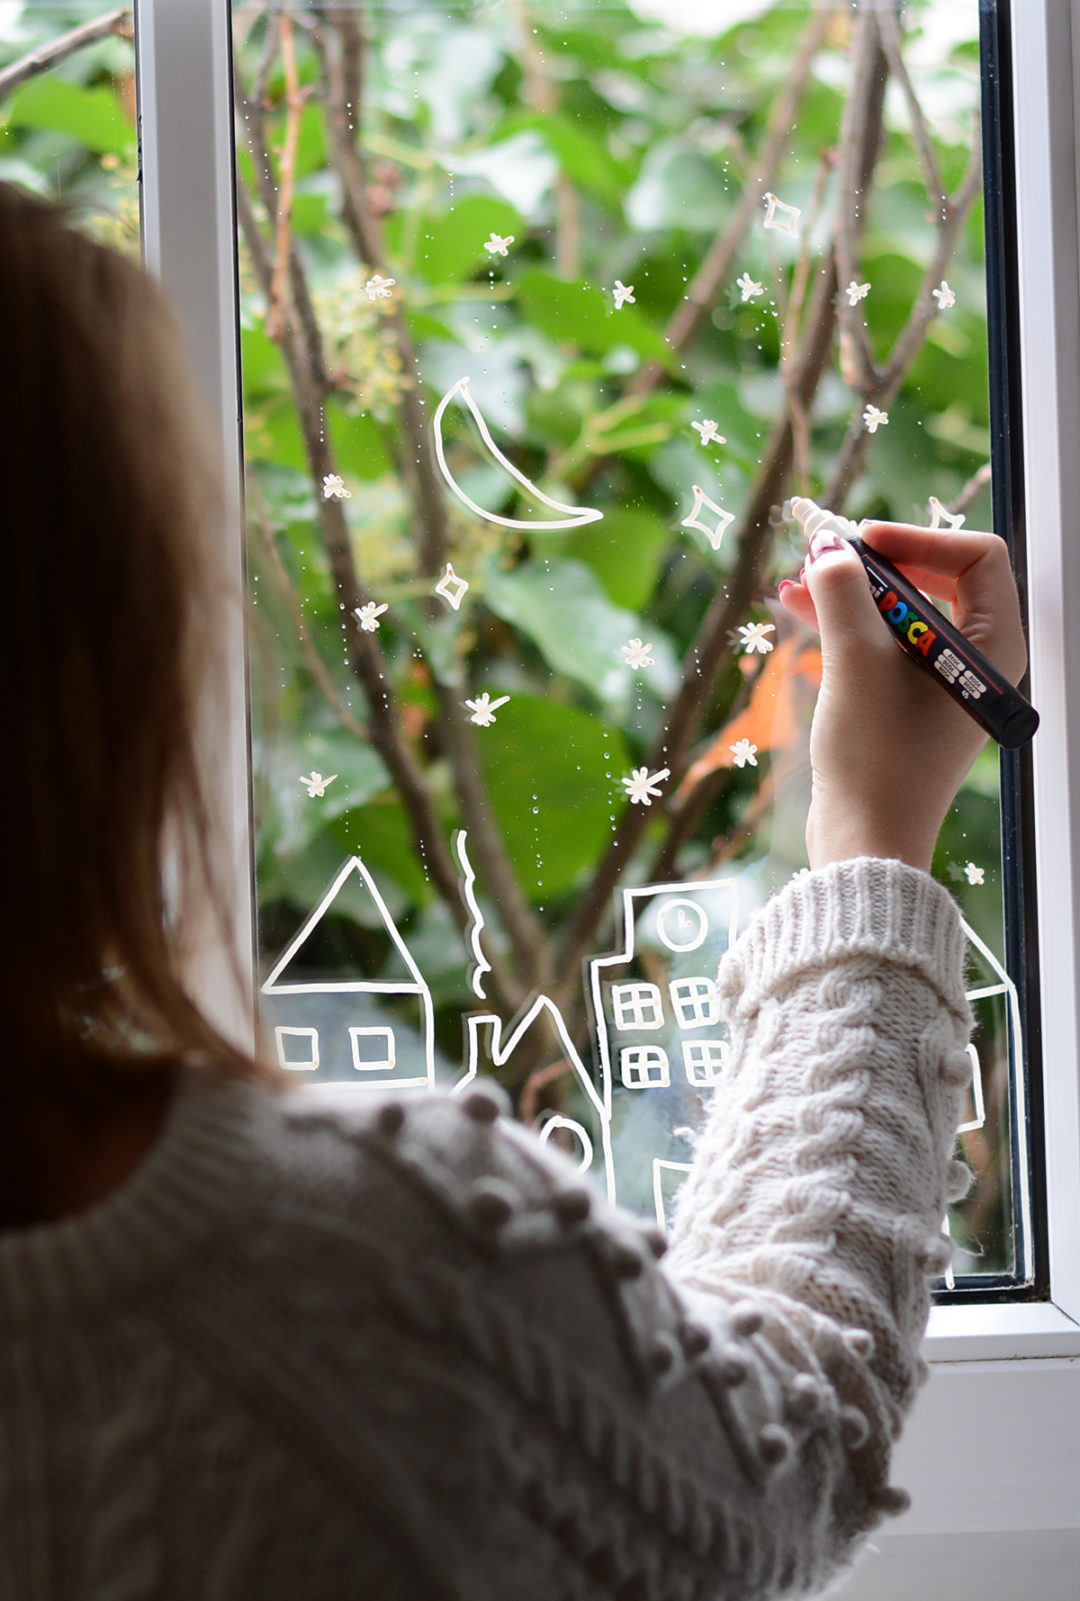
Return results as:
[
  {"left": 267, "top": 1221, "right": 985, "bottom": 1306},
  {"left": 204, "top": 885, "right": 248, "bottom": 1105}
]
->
[{"left": 859, "top": 522, "right": 1016, "bottom": 610}]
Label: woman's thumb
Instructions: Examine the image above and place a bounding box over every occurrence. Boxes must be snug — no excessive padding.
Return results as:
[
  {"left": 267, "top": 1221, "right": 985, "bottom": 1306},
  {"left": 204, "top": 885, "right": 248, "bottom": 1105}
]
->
[{"left": 803, "top": 536, "right": 881, "bottom": 660}]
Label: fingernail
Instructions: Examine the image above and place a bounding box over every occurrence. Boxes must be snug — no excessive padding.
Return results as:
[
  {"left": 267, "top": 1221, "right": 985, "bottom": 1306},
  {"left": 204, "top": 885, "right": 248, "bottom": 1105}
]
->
[
  {"left": 778, "top": 578, "right": 794, "bottom": 595},
  {"left": 808, "top": 530, "right": 847, "bottom": 564},
  {"left": 798, "top": 567, "right": 807, "bottom": 585}
]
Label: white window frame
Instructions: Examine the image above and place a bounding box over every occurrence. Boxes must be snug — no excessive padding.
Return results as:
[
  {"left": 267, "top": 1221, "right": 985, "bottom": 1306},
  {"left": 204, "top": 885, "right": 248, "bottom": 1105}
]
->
[
  {"left": 619, "top": 1045, "right": 670, "bottom": 1090},
  {"left": 668, "top": 975, "right": 720, "bottom": 1029},
  {"left": 135, "top": 1, "right": 1080, "bottom": 1591}
]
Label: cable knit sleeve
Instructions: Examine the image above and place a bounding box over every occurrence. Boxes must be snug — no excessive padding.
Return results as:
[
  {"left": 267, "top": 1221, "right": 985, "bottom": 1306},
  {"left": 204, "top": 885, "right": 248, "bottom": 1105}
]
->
[{"left": 263, "top": 858, "right": 972, "bottom": 1600}]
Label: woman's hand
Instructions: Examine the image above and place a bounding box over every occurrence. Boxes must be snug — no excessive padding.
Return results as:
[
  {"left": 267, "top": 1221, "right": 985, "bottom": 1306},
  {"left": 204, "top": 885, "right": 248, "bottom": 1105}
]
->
[{"left": 778, "top": 521, "right": 1029, "bottom": 873}]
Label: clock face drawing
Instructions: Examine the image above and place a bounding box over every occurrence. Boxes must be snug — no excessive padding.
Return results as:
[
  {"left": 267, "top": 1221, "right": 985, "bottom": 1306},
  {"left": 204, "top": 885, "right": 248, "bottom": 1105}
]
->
[{"left": 656, "top": 898, "right": 708, "bottom": 953}]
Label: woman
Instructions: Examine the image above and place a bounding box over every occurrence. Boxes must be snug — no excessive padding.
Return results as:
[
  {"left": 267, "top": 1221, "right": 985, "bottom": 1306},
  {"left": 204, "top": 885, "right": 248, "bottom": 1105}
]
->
[{"left": 0, "top": 180, "right": 1027, "bottom": 1599}]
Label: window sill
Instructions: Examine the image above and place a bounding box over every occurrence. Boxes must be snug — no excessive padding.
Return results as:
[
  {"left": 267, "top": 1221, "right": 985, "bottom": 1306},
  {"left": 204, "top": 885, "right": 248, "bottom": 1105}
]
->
[{"left": 926, "top": 1297, "right": 1080, "bottom": 1361}]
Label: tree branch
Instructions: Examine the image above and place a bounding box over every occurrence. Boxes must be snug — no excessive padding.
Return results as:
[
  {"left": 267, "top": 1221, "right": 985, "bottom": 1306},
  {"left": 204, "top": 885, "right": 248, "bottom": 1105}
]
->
[
  {"left": 628, "top": 6, "right": 832, "bottom": 401},
  {"left": 266, "top": 14, "right": 306, "bottom": 343},
  {"left": 0, "top": 7, "right": 131, "bottom": 101},
  {"left": 834, "top": 8, "right": 886, "bottom": 392},
  {"left": 877, "top": 8, "right": 947, "bottom": 216}
]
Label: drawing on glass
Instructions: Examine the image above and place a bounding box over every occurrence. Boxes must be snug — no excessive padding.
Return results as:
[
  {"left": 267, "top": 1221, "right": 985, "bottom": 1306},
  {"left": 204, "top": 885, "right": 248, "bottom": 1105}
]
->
[
  {"left": 681, "top": 485, "right": 735, "bottom": 550},
  {"left": 262, "top": 857, "right": 438, "bottom": 1093},
  {"left": 433, "top": 377, "right": 604, "bottom": 530}
]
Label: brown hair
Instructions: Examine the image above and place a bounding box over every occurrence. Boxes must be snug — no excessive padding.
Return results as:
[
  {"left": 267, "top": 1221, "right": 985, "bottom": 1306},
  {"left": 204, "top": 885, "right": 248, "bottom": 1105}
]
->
[{"left": 0, "top": 181, "right": 275, "bottom": 1203}]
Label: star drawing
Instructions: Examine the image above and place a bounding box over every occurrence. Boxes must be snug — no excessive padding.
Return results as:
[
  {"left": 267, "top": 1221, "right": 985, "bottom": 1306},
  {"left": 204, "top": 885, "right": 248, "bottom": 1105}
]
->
[
  {"left": 434, "top": 563, "right": 469, "bottom": 610},
  {"left": 737, "top": 621, "right": 776, "bottom": 655},
  {"left": 692, "top": 419, "right": 726, "bottom": 447},
  {"left": 762, "top": 192, "right": 801, "bottom": 235},
  {"left": 483, "top": 232, "right": 515, "bottom": 257},
  {"left": 846, "top": 280, "right": 871, "bottom": 305},
  {"left": 464, "top": 692, "right": 510, "bottom": 727},
  {"left": 681, "top": 485, "right": 735, "bottom": 551},
  {"left": 933, "top": 280, "right": 956, "bottom": 310},
  {"left": 322, "top": 473, "right": 351, "bottom": 501},
  {"left": 621, "top": 766, "right": 670, "bottom": 807},
  {"left": 300, "top": 771, "right": 337, "bottom": 798},
  {"left": 863, "top": 404, "right": 889, "bottom": 435},
  {"left": 612, "top": 280, "right": 635, "bottom": 309},
  {"left": 928, "top": 496, "right": 966, "bottom": 532},
  {"left": 354, "top": 601, "right": 388, "bottom": 632},
  {"left": 964, "top": 862, "right": 985, "bottom": 885},
  {"left": 730, "top": 739, "right": 758, "bottom": 768},
  {"left": 622, "top": 638, "right": 655, "bottom": 670},
  {"left": 737, "top": 272, "right": 764, "bottom": 301},
  {"left": 364, "top": 273, "right": 396, "bottom": 301}
]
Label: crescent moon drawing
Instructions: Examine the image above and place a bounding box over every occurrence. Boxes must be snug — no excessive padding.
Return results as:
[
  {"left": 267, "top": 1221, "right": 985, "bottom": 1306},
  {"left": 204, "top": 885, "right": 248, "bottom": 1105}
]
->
[{"left": 433, "top": 376, "right": 604, "bottom": 531}]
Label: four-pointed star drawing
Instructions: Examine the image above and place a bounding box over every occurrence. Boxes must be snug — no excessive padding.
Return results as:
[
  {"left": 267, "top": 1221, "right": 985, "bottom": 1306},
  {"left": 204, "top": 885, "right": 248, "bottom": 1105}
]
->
[{"left": 681, "top": 485, "right": 735, "bottom": 550}]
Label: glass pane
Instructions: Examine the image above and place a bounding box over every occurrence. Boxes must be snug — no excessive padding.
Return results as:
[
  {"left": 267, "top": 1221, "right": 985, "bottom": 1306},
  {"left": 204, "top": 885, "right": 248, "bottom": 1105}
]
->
[
  {"left": 234, "top": 0, "right": 1025, "bottom": 1284},
  {"left": 0, "top": 5, "right": 138, "bottom": 252}
]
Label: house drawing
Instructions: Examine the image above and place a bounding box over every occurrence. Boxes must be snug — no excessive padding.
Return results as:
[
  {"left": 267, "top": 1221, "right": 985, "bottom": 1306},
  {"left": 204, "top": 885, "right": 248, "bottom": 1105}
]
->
[
  {"left": 587, "top": 875, "right": 739, "bottom": 1222},
  {"left": 455, "top": 993, "right": 614, "bottom": 1202},
  {"left": 261, "top": 855, "right": 437, "bottom": 1093}
]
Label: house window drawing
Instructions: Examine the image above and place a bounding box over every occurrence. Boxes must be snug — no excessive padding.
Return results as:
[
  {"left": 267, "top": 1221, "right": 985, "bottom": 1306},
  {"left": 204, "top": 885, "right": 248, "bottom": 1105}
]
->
[
  {"left": 669, "top": 976, "right": 719, "bottom": 1029},
  {"left": 261, "top": 855, "right": 437, "bottom": 1093},
  {"left": 682, "top": 1039, "right": 729, "bottom": 1086},
  {"left": 612, "top": 982, "right": 664, "bottom": 1030},
  {"left": 621, "top": 1046, "right": 670, "bottom": 1089},
  {"left": 274, "top": 1025, "right": 320, "bottom": 1072},
  {"left": 348, "top": 1026, "right": 396, "bottom": 1073}
]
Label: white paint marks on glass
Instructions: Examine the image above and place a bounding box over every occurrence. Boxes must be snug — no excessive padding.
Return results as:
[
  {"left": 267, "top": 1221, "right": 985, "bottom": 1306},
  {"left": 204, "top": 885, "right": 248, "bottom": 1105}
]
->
[
  {"left": 322, "top": 473, "right": 351, "bottom": 501},
  {"left": 730, "top": 739, "right": 758, "bottom": 768},
  {"left": 681, "top": 484, "right": 735, "bottom": 550},
  {"left": 364, "top": 273, "right": 395, "bottom": 301},
  {"left": 483, "top": 231, "right": 514, "bottom": 256},
  {"left": 737, "top": 621, "right": 775, "bottom": 655},
  {"left": 433, "top": 377, "right": 603, "bottom": 531},
  {"left": 762, "top": 191, "right": 801, "bottom": 235},
  {"left": 736, "top": 271, "right": 764, "bottom": 301},
  {"left": 612, "top": 279, "right": 635, "bottom": 308},
  {"left": 454, "top": 830, "right": 492, "bottom": 1001},
  {"left": 354, "top": 601, "right": 388, "bottom": 632},
  {"left": 692, "top": 418, "right": 726, "bottom": 446},
  {"left": 621, "top": 766, "right": 670, "bottom": 806},
  {"left": 622, "top": 637, "right": 655, "bottom": 670},
  {"left": 464, "top": 691, "right": 510, "bottom": 727},
  {"left": 928, "top": 495, "right": 966, "bottom": 531},
  {"left": 863, "top": 403, "right": 889, "bottom": 434},
  {"left": 434, "top": 561, "right": 469, "bottom": 610},
  {"left": 300, "top": 770, "right": 337, "bottom": 797},
  {"left": 932, "top": 279, "right": 956, "bottom": 309}
]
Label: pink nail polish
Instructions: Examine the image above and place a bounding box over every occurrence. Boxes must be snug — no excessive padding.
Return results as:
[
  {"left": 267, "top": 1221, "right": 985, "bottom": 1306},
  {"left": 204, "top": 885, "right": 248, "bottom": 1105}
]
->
[
  {"left": 808, "top": 529, "right": 847, "bottom": 564},
  {"left": 778, "top": 578, "right": 794, "bottom": 594}
]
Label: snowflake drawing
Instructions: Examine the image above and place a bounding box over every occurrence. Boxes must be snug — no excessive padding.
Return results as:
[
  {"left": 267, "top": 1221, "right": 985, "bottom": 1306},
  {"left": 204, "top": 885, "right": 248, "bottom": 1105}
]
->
[
  {"left": 322, "top": 473, "right": 351, "bottom": 501},
  {"left": 483, "top": 232, "right": 514, "bottom": 257},
  {"left": 612, "top": 280, "right": 635, "bottom": 309},
  {"left": 737, "top": 621, "right": 776, "bottom": 655},
  {"left": 300, "top": 771, "right": 337, "bottom": 798},
  {"left": 928, "top": 496, "right": 966, "bottom": 532},
  {"left": 434, "top": 562, "right": 469, "bottom": 610},
  {"left": 692, "top": 419, "right": 726, "bottom": 447},
  {"left": 730, "top": 739, "right": 758, "bottom": 768},
  {"left": 762, "top": 192, "right": 801, "bottom": 235},
  {"left": 933, "top": 280, "right": 956, "bottom": 310},
  {"left": 364, "top": 273, "right": 396, "bottom": 301},
  {"left": 736, "top": 272, "right": 764, "bottom": 301},
  {"left": 464, "top": 692, "right": 510, "bottom": 727},
  {"left": 622, "top": 638, "right": 655, "bottom": 670},
  {"left": 964, "top": 862, "right": 985, "bottom": 885},
  {"left": 621, "top": 766, "right": 670, "bottom": 807},
  {"left": 846, "top": 280, "right": 871, "bottom": 305},
  {"left": 681, "top": 485, "right": 735, "bottom": 551},
  {"left": 863, "top": 404, "right": 889, "bottom": 434},
  {"left": 354, "top": 601, "right": 388, "bottom": 633}
]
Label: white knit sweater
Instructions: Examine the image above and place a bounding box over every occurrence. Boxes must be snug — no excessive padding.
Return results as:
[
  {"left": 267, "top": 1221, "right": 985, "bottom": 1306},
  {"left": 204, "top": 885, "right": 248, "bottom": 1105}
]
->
[{"left": 0, "top": 860, "right": 974, "bottom": 1600}]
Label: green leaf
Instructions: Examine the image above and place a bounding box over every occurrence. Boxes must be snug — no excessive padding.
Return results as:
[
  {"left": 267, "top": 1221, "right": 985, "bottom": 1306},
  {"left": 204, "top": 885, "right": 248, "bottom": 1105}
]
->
[
  {"left": 501, "top": 111, "right": 631, "bottom": 206},
  {"left": 328, "top": 405, "right": 392, "bottom": 481},
  {"left": 564, "top": 505, "right": 672, "bottom": 611},
  {"left": 516, "top": 270, "right": 671, "bottom": 366},
  {"left": 329, "top": 798, "right": 436, "bottom": 906},
  {"left": 476, "top": 695, "right": 632, "bottom": 901},
  {"left": 406, "top": 193, "right": 523, "bottom": 283},
  {"left": 265, "top": 732, "right": 390, "bottom": 859},
  {"left": 484, "top": 557, "right": 680, "bottom": 703},
  {"left": 5, "top": 78, "right": 134, "bottom": 156},
  {"left": 241, "top": 326, "right": 289, "bottom": 398},
  {"left": 294, "top": 101, "right": 327, "bottom": 178}
]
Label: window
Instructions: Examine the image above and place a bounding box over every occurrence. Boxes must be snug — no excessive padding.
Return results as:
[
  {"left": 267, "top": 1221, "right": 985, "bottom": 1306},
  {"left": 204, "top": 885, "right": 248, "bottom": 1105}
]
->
[
  {"left": 274, "top": 1024, "right": 320, "bottom": 1071},
  {"left": 620, "top": 1046, "right": 669, "bottom": 1090},
  {"left": 348, "top": 1025, "right": 396, "bottom": 1073},
  {"left": 682, "top": 1039, "right": 729, "bottom": 1086},
  {"left": 669, "top": 976, "right": 719, "bottom": 1030},
  {"left": 133, "top": 0, "right": 1080, "bottom": 1590},
  {"left": 611, "top": 982, "right": 665, "bottom": 1032}
]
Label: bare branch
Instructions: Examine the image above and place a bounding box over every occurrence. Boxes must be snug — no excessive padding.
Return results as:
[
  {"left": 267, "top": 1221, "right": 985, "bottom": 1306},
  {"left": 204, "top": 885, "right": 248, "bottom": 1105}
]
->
[
  {"left": 833, "top": 8, "right": 886, "bottom": 393},
  {"left": 0, "top": 8, "right": 131, "bottom": 101},
  {"left": 877, "top": 8, "right": 947, "bottom": 216},
  {"left": 266, "top": 14, "right": 306, "bottom": 343},
  {"left": 627, "top": 7, "right": 832, "bottom": 401},
  {"left": 951, "top": 461, "right": 992, "bottom": 519}
]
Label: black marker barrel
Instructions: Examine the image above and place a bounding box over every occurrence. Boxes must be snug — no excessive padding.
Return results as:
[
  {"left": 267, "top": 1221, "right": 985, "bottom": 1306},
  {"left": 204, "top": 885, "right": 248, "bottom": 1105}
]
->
[{"left": 849, "top": 537, "right": 1039, "bottom": 749}]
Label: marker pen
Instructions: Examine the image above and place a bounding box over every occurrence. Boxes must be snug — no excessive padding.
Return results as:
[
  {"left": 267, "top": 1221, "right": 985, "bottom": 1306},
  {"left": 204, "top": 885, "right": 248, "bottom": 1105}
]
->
[{"left": 789, "top": 497, "right": 1039, "bottom": 750}]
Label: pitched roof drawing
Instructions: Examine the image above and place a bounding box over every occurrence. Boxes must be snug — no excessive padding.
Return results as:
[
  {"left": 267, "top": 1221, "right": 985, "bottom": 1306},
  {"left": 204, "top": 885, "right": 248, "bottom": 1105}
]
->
[
  {"left": 262, "top": 855, "right": 428, "bottom": 996},
  {"left": 454, "top": 993, "right": 615, "bottom": 1203}
]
